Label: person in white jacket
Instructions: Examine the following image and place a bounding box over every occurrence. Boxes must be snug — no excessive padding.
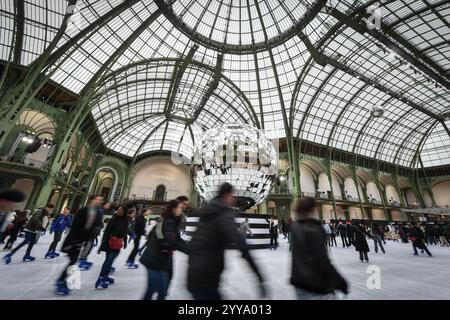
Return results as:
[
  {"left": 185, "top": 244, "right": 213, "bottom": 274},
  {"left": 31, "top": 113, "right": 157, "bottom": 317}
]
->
[
  {"left": 322, "top": 220, "right": 333, "bottom": 247},
  {"left": 387, "top": 224, "right": 398, "bottom": 242}
]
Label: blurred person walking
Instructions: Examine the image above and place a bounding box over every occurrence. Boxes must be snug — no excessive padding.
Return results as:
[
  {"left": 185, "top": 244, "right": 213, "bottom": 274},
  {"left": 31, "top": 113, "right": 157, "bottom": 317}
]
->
[
  {"left": 126, "top": 209, "right": 150, "bottom": 268},
  {"left": 337, "top": 220, "right": 348, "bottom": 248},
  {"left": 354, "top": 224, "right": 372, "bottom": 263},
  {"left": 56, "top": 194, "right": 103, "bottom": 295},
  {"left": 290, "top": 197, "right": 348, "bottom": 300},
  {"left": 78, "top": 201, "right": 108, "bottom": 270},
  {"left": 2, "top": 210, "right": 28, "bottom": 249},
  {"left": 322, "top": 220, "right": 332, "bottom": 248},
  {"left": 238, "top": 217, "right": 253, "bottom": 243},
  {"left": 0, "top": 190, "right": 26, "bottom": 245},
  {"left": 95, "top": 205, "right": 129, "bottom": 289},
  {"left": 187, "top": 183, "right": 267, "bottom": 300},
  {"left": 140, "top": 200, "right": 188, "bottom": 300},
  {"left": 3, "top": 203, "right": 54, "bottom": 264},
  {"left": 409, "top": 222, "right": 432, "bottom": 257},
  {"left": 371, "top": 222, "right": 386, "bottom": 254}
]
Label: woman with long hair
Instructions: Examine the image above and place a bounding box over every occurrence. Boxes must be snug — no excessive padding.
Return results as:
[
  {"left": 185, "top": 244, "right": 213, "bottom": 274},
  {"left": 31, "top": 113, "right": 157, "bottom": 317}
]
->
[
  {"left": 95, "top": 205, "right": 128, "bottom": 289},
  {"left": 140, "top": 199, "right": 188, "bottom": 300}
]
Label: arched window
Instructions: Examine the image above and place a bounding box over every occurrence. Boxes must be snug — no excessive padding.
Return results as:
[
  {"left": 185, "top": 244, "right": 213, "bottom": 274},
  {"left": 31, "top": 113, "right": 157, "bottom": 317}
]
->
[{"left": 154, "top": 184, "right": 166, "bottom": 201}]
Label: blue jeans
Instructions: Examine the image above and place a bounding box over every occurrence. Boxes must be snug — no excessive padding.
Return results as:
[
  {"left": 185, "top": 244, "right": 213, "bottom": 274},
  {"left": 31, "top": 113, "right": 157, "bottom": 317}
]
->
[
  {"left": 143, "top": 269, "right": 170, "bottom": 300},
  {"left": 99, "top": 251, "right": 119, "bottom": 277},
  {"left": 296, "top": 288, "right": 335, "bottom": 300},
  {"left": 11, "top": 231, "right": 37, "bottom": 256}
]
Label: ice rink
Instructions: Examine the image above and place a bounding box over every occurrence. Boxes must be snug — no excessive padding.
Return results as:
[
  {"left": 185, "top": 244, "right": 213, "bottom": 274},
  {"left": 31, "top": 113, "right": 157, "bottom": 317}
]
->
[{"left": 0, "top": 232, "right": 449, "bottom": 300}]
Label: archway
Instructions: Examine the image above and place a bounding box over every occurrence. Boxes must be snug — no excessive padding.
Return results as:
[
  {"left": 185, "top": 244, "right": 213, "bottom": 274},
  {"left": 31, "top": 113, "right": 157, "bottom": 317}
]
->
[{"left": 154, "top": 184, "right": 167, "bottom": 201}]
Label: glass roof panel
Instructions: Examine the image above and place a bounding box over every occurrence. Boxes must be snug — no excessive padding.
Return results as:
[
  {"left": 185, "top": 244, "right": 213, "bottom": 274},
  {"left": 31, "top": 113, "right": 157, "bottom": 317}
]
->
[{"left": 1, "top": 0, "right": 448, "bottom": 167}]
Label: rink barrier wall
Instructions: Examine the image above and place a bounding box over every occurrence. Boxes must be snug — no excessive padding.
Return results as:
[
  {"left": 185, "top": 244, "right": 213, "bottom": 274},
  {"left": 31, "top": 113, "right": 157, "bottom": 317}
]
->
[{"left": 185, "top": 213, "right": 273, "bottom": 249}]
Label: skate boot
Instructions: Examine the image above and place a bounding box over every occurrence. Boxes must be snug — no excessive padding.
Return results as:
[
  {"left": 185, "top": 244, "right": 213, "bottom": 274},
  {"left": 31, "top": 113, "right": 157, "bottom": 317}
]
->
[
  {"left": 56, "top": 280, "right": 70, "bottom": 295},
  {"left": 23, "top": 254, "right": 36, "bottom": 262},
  {"left": 109, "top": 266, "right": 116, "bottom": 274},
  {"left": 45, "top": 251, "right": 55, "bottom": 259},
  {"left": 79, "top": 259, "right": 93, "bottom": 270},
  {"left": 52, "top": 251, "right": 60, "bottom": 257},
  {"left": 127, "top": 261, "right": 139, "bottom": 269},
  {"left": 95, "top": 277, "right": 109, "bottom": 289},
  {"left": 3, "top": 253, "right": 12, "bottom": 265},
  {"left": 104, "top": 276, "right": 115, "bottom": 285}
]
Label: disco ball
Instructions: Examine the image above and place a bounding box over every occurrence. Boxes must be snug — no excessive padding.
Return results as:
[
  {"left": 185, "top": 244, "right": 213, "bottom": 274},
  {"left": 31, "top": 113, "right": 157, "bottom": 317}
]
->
[{"left": 193, "top": 123, "right": 278, "bottom": 210}]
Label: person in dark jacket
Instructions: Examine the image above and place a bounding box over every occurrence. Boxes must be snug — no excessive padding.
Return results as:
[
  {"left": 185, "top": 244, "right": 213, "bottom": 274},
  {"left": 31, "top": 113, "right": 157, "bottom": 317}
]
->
[
  {"left": 337, "top": 220, "right": 348, "bottom": 247},
  {"left": 126, "top": 208, "right": 150, "bottom": 268},
  {"left": 3, "top": 204, "right": 54, "bottom": 264},
  {"left": 290, "top": 197, "right": 348, "bottom": 300},
  {"left": 95, "top": 205, "right": 129, "bottom": 289},
  {"left": 345, "top": 221, "right": 355, "bottom": 247},
  {"left": 353, "top": 223, "right": 372, "bottom": 262},
  {"left": 2, "top": 210, "right": 28, "bottom": 249},
  {"left": 409, "top": 222, "right": 432, "bottom": 257},
  {"left": 399, "top": 224, "right": 408, "bottom": 243},
  {"left": 140, "top": 200, "right": 187, "bottom": 300},
  {"left": 371, "top": 222, "right": 386, "bottom": 254},
  {"left": 45, "top": 207, "right": 70, "bottom": 259},
  {"left": 187, "top": 183, "right": 267, "bottom": 300},
  {"left": 78, "top": 201, "right": 109, "bottom": 270},
  {"left": 265, "top": 217, "right": 279, "bottom": 250},
  {"left": 56, "top": 194, "right": 104, "bottom": 295},
  {"left": 280, "top": 219, "right": 287, "bottom": 239},
  {"left": 176, "top": 195, "right": 190, "bottom": 235}
]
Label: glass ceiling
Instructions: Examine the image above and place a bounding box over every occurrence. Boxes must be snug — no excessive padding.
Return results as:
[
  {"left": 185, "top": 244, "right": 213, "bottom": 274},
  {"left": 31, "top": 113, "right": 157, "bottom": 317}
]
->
[{"left": 0, "top": 0, "right": 449, "bottom": 167}]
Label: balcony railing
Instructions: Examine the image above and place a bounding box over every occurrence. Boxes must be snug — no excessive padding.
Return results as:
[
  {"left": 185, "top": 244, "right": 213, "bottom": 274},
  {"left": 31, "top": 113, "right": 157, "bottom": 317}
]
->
[{"left": 0, "top": 154, "right": 50, "bottom": 170}]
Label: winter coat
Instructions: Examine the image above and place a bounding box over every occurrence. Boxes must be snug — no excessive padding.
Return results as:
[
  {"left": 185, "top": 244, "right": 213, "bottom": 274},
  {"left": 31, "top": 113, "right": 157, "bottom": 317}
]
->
[
  {"left": 61, "top": 206, "right": 103, "bottom": 252},
  {"left": 50, "top": 214, "right": 70, "bottom": 233},
  {"left": 409, "top": 226, "right": 426, "bottom": 247},
  {"left": 187, "top": 198, "right": 263, "bottom": 292},
  {"left": 346, "top": 224, "right": 355, "bottom": 237},
  {"left": 140, "top": 215, "right": 187, "bottom": 271},
  {"left": 337, "top": 224, "right": 347, "bottom": 236},
  {"left": 99, "top": 214, "right": 129, "bottom": 253},
  {"left": 353, "top": 226, "right": 371, "bottom": 252},
  {"left": 290, "top": 218, "right": 348, "bottom": 294},
  {"left": 133, "top": 214, "right": 147, "bottom": 237},
  {"left": 25, "top": 208, "right": 50, "bottom": 233}
]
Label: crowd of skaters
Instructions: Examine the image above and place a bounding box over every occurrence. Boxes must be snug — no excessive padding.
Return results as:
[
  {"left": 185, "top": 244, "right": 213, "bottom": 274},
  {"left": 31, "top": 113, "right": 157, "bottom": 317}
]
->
[{"left": 1, "top": 186, "right": 449, "bottom": 300}]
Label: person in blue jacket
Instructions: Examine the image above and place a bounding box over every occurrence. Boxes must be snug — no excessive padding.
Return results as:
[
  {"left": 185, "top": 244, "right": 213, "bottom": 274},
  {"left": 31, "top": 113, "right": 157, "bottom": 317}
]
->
[{"left": 45, "top": 207, "right": 70, "bottom": 259}]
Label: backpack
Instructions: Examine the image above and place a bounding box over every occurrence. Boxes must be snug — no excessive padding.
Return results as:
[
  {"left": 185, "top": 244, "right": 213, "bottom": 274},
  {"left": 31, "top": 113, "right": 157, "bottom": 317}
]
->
[{"left": 26, "top": 209, "right": 44, "bottom": 232}]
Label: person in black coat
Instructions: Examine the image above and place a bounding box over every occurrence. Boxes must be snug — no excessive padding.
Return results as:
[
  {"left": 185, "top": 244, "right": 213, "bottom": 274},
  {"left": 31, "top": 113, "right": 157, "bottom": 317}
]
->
[
  {"left": 353, "top": 224, "right": 372, "bottom": 262},
  {"left": 187, "top": 183, "right": 267, "bottom": 300},
  {"left": 95, "top": 205, "right": 129, "bottom": 289},
  {"left": 56, "top": 194, "right": 104, "bottom": 295},
  {"left": 127, "top": 209, "right": 150, "bottom": 268},
  {"left": 345, "top": 221, "right": 355, "bottom": 247},
  {"left": 140, "top": 200, "right": 188, "bottom": 300},
  {"left": 265, "top": 217, "right": 279, "bottom": 250},
  {"left": 290, "top": 197, "right": 348, "bottom": 300},
  {"left": 409, "top": 222, "right": 432, "bottom": 257},
  {"left": 337, "top": 220, "right": 348, "bottom": 247}
]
